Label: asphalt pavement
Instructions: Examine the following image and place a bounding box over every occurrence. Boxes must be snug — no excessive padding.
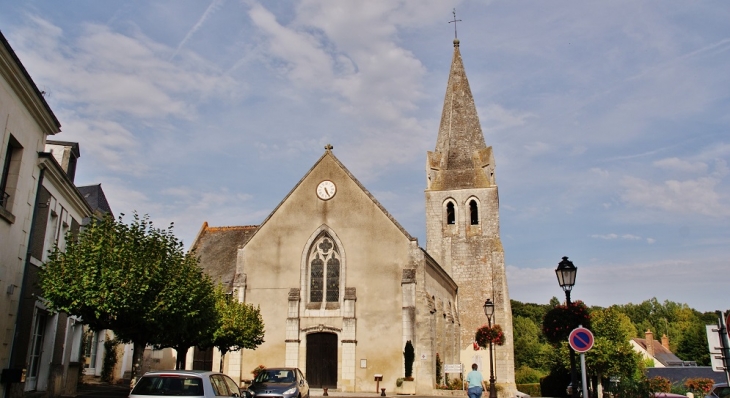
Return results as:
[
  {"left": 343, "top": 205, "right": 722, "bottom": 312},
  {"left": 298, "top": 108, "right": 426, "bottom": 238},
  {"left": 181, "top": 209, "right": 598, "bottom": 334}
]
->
[{"left": 74, "top": 383, "right": 457, "bottom": 398}]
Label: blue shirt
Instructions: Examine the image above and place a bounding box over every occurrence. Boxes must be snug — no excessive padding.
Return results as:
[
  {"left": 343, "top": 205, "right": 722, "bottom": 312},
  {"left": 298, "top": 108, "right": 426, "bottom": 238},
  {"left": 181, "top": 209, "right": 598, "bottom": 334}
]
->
[{"left": 467, "top": 370, "right": 484, "bottom": 388}]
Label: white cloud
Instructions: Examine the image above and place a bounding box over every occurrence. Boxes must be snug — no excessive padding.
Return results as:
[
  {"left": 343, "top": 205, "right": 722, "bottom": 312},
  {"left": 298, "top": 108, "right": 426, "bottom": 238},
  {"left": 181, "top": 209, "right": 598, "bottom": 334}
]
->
[
  {"left": 653, "top": 157, "right": 708, "bottom": 173},
  {"left": 620, "top": 160, "right": 730, "bottom": 217}
]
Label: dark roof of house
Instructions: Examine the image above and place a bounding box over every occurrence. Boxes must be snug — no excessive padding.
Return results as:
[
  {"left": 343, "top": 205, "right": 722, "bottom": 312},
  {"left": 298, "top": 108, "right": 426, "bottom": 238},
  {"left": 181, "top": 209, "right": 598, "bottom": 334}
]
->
[
  {"left": 646, "top": 367, "right": 726, "bottom": 384},
  {"left": 189, "top": 223, "right": 258, "bottom": 289},
  {"left": 76, "top": 184, "right": 114, "bottom": 218}
]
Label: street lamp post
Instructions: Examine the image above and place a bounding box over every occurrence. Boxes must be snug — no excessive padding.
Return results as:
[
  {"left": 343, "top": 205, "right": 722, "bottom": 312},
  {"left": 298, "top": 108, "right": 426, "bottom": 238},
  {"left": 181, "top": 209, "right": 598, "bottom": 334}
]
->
[
  {"left": 483, "top": 299, "right": 498, "bottom": 398},
  {"left": 555, "top": 256, "right": 579, "bottom": 398}
]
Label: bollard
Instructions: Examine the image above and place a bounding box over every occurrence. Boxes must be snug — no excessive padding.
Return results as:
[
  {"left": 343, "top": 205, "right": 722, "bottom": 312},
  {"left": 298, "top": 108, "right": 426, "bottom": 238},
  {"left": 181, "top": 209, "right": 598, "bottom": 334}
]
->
[
  {"left": 381, "top": 388, "right": 386, "bottom": 396},
  {"left": 323, "top": 387, "right": 328, "bottom": 396}
]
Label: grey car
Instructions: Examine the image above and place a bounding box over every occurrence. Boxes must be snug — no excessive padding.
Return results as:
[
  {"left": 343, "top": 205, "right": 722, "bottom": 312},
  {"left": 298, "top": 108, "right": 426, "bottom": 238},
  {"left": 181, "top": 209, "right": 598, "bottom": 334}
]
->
[
  {"left": 129, "top": 369, "right": 243, "bottom": 397},
  {"left": 246, "top": 368, "right": 309, "bottom": 398},
  {"left": 706, "top": 383, "right": 730, "bottom": 398}
]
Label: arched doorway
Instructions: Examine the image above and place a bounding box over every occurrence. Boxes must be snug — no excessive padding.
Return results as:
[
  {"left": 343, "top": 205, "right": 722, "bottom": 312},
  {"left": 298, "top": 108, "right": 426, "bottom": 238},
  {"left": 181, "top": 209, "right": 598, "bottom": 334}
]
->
[{"left": 306, "top": 333, "right": 337, "bottom": 388}]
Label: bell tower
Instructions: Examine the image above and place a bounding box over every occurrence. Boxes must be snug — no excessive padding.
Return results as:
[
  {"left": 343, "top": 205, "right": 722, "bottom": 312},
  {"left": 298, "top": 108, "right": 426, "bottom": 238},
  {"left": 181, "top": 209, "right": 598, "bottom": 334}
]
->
[{"left": 425, "top": 38, "right": 515, "bottom": 390}]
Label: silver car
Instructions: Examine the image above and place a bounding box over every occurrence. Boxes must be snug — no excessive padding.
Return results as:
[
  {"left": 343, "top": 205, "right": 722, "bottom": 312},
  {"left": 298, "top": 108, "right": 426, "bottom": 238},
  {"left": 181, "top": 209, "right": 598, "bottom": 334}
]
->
[
  {"left": 129, "top": 369, "right": 243, "bottom": 397},
  {"left": 246, "top": 368, "right": 309, "bottom": 398}
]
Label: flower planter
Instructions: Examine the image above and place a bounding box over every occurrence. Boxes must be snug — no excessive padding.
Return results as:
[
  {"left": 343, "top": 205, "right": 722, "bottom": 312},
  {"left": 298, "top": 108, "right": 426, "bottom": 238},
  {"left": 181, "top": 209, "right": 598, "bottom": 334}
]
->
[{"left": 396, "top": 380, "right": 416, "bottom": 395}]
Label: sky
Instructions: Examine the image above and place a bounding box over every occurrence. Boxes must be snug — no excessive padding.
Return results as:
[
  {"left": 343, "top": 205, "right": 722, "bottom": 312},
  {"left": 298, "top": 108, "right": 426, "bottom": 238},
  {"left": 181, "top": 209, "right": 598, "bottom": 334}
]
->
[{"left": 1, "top": 1, "right": 728, "bottom": 314}]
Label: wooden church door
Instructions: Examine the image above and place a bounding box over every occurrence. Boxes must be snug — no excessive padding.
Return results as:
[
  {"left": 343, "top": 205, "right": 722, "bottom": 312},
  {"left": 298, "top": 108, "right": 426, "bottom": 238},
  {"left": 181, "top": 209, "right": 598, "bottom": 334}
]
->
[{"left": 306, "top": 333, "right": 337, "bottom": 388}]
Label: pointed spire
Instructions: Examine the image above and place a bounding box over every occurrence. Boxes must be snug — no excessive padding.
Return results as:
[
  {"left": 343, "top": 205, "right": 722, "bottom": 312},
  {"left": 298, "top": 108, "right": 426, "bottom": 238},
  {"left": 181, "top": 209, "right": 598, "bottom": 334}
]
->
[
  {"left": 434, "top": 39, "right": 487, "bottom": 171},
  {"left": 427, "top": 40, "right": 494, "bottom": 191}
]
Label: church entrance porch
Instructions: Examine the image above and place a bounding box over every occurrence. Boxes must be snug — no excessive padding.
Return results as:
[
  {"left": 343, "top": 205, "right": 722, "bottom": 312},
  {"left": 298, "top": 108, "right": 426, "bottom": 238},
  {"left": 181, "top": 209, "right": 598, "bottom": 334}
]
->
[{"left": 306, "top": 333, "right": 337, "bottom": 388}]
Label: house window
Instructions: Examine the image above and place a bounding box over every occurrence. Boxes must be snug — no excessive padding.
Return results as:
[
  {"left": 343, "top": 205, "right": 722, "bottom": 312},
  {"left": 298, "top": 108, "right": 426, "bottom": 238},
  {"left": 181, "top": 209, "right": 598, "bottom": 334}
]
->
[
  {"left": 308, "top": 234, "right": 341, "bottom": 303},
  {"left": 446, "top": 201, "right": 456, "bottom": 225},
  {"left": 1, "top": 135, "right": 23, "bottom": 211},
  {"left": 469, "top": 199, "right": 479, "bottom": 225}
]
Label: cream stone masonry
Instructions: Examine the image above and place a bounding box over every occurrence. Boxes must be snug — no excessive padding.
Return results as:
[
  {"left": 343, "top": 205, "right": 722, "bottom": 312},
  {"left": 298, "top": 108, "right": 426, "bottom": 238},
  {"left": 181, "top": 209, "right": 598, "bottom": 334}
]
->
[
  {"left": 425, "top": 39, "right": 516, "bottom": 395},
  {"left": 1, "top": 31, "right": 60, "bottom": 391},
  {"left": 190, "top": 38, "right": 516, "bottom": 396}
]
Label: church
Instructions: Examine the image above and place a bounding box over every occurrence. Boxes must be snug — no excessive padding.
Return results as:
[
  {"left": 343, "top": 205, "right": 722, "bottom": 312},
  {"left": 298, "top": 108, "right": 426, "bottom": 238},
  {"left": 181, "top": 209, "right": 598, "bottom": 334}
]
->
[{"left": 189, "top": 38, "right": 516, "bottom": 395}]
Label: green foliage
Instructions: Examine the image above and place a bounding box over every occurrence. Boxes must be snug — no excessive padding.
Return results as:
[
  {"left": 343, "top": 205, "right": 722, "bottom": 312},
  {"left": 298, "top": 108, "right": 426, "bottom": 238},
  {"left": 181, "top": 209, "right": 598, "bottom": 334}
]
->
[
  {"left": 435, "top": 353, "right": 442, "bottom": 385},
  {"left": 512, "top": 300, "right": 551, "bottom": 326},
  {"left": 648, "top": 376, "right": 671, "bottom": 393},
  {"left": 684, "top": 377, "right": 714, "bottom": 395},
  {"left": 211, "top": 287, "right": 265, "bottom": 358},
  {"left": 101, "top": 338, "right": 119, "bottom": 383},
  {"left": 515, "top": 365, "right": 545, "bottom": 384},
  {"left": 514, "top": 316, "right": 551, "bottom": 370},
  {"left": 437, "top": 376, "right": 463, "bottom": 390},
  {"left": 676, "top": 322, "right": 711, "bottom": 365},
  {"left": 404, "top": 340, "right": 415, "bottom": 378},
  {"left": 516, "top": 383, "right": 541, "bottom": 397},
  {"left": 585, "top": 307, "right": 642, "bottom": 380},
  {"left": 608, "top": 377, "right": 651, "bottom": 398},
  {"left": 39, "top": 213, "right": 218, "bottom": 379}
]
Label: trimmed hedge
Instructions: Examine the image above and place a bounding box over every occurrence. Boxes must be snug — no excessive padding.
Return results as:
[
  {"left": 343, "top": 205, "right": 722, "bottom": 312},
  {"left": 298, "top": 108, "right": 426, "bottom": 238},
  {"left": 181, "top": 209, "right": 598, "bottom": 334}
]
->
[{"left": 517, "top": 383, "right": 541, "bottom": 397}]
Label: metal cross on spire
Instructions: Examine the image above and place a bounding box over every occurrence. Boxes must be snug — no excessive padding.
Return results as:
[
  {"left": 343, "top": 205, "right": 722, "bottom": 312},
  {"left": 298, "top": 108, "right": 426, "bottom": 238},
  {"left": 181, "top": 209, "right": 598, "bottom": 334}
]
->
[{"left": 449, "top": 8, "right": 462, "bottom": 39}]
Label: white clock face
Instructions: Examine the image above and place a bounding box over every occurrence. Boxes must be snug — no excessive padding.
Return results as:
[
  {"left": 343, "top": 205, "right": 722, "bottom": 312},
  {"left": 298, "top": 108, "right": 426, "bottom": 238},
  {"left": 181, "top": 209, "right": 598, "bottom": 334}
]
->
[{"left": 316, "top": 180, "right": 336, "bottom": 200}]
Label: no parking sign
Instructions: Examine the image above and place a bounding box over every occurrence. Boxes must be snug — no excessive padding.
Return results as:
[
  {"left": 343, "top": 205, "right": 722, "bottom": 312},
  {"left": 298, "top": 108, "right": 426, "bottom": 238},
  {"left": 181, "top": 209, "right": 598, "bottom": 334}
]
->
[{"left": 569, "top": 327, "right": 594, "bottom": 353}]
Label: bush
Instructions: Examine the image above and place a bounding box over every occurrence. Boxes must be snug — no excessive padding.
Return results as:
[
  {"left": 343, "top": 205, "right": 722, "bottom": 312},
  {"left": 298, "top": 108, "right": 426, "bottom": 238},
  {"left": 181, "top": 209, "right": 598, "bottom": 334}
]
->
[
  {"left": 540, "top": 372, "right": 570, "bottom": 397},
  {"left": 517, "top": 383, "right": 541, "bottom": 397},
  {"left": 435, "top": 353, "right": 443, "bottom": 385},
  {"left": 436, "top": 376, "right": 464, "bottom": 390},
  {"left": 404, "top": 341, "right": 415, "bottom": 379},
  {"left": 101, "top": 338, "right": 119, "bottom": 383},
  {"left": 684, "top": 378, "right": 714, "bottom": 395},
  {"left": 648, "top": 376, "right": 671, "bottom": 393},
  {"left": 516, "top": 365, "right": 545, "bottom": 384}
]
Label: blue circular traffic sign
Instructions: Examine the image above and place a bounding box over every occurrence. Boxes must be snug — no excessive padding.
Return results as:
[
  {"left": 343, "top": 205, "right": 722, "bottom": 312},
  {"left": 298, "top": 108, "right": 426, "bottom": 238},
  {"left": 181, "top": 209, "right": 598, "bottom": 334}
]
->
[{"left": 568, "top": 327, "right": 594, "bottom": 353}]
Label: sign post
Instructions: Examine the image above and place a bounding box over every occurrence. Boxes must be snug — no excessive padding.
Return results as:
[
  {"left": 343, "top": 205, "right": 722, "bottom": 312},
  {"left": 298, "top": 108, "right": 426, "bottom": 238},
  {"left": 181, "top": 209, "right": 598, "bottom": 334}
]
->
[{"left": 569, "top": 326, "right": 594, "bottom": 398}]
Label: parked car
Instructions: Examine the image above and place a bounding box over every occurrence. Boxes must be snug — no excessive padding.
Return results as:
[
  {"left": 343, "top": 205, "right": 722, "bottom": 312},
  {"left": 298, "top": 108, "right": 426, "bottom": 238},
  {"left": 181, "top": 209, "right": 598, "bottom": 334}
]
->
[
  {"left": 706, "top": 383, "right": 730, "bottom": 398},
  {"left": 129, "top": 369, "right": 244, "bottom": 397},
  {"left": 246, "top": 368, "right": 309, "bottom": 398},
  {"left": 567, "top": 382, "right": 592, "bottom": 398}
]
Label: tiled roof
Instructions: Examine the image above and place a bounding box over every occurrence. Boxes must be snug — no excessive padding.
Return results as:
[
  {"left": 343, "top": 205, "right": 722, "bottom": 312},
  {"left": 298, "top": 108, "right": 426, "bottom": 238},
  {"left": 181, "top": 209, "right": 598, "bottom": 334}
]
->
[
  {"left": 190, "top": 222, "right": 258, "bottom": 289},
  {"left": 632, "top": 337, "right": 683, "bottom": 366}
]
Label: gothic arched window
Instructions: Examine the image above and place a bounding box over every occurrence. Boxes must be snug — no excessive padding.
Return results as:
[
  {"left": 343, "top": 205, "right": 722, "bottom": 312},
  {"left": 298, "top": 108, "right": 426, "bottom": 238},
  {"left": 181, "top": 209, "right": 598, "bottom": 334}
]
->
[
  {"left": 446, "top": 201, "right": 456, "bottom": 225},
  {"left": 308, "top": 234, "right": 341, "bottom": 303},
  {"left": 469, "top": 199, "right": 479, "bottom": 225}
]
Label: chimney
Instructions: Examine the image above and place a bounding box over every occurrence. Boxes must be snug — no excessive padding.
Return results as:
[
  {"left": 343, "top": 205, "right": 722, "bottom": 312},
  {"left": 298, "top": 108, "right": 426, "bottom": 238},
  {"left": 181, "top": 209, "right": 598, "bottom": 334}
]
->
[
  {"left": 661, "top": 334, "right": 670, "bottom": 350},
  {"left": 645, "top": 329, "right": 655, "bottom": 357}
]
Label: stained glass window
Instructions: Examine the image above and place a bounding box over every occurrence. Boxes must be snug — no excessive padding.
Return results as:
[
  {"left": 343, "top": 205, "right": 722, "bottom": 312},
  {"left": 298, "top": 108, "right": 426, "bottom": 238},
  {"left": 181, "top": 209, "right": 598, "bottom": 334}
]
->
[{"left": 308, "top": 234, "right": 341, "bottom": 304}]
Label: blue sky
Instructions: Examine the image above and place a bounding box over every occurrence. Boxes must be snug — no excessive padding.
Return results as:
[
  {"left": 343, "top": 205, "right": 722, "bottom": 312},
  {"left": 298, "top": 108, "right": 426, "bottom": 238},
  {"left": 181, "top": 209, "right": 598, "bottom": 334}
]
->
[{"left": 2, "top": 1, "right": 728, "bottom": 313}]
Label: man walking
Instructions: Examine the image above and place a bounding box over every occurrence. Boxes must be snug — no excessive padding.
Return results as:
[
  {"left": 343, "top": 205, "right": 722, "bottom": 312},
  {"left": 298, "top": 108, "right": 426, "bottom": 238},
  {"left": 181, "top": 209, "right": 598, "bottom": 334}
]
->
[{"left": 466, "top": 363, "right": 484, "bottom": 398}]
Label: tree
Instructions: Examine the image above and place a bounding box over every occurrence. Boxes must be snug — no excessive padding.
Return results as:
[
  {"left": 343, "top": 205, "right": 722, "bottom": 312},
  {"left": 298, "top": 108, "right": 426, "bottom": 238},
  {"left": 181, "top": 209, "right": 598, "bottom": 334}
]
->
[
  {"left": 584, "top": 307, "right": 642, "bottom": 397},
  {"left": 404, "top": 340, "right": 415, "bottom": 379},
  {"left": 676, "top": 322, "right": 710, "bottom": 366},
  {"left": 211, "top": 286, "right": 265, "bottom": 371},
  {"left": 152, "top": 252, "right": 220, "bottom": 370},
  {"left": 513, "top": 316, "right": 550, "bottom": 371},
  {"left": 40, "top": 214, "right": 207, "bottom": 382}
]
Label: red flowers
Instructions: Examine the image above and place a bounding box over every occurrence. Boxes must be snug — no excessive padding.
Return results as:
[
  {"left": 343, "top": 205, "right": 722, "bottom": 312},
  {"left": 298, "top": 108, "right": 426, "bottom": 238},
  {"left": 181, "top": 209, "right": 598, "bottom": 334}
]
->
[{"left": 475, "top": 324, "right": 506, "bottom": 347}]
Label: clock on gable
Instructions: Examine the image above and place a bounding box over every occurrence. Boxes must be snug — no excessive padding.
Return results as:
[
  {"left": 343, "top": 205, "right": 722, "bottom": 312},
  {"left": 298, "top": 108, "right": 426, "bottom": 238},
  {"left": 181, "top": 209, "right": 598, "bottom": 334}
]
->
[{"left": 316, "top": 180, "right": 336, "bottom": 200}]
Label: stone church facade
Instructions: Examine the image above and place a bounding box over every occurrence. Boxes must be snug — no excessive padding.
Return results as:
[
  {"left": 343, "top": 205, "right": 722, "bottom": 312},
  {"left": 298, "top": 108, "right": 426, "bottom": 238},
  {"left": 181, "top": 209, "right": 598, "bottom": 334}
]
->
[{"left": 191, "top": 39, "right": 515, "bottom": 395}]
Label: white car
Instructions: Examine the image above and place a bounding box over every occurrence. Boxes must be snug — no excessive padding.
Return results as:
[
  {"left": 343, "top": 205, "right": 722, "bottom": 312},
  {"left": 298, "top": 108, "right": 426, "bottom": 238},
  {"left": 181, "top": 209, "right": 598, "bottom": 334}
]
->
[{"left": 129, "top": 369, "right": 243, "bottom": 397}]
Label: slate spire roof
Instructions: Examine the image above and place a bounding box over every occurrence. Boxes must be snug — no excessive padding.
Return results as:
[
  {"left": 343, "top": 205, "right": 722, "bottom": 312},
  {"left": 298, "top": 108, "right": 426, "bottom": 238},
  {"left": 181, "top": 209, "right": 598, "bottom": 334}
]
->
[
  {"left": 427, "top": 39, "right": 494, "bottom": 191},
  {"left": 434, "top": 38, "right": 487, "bottom": 171}
]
